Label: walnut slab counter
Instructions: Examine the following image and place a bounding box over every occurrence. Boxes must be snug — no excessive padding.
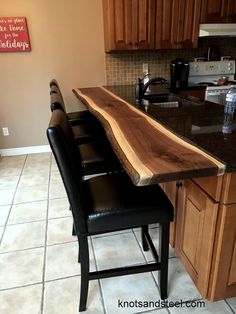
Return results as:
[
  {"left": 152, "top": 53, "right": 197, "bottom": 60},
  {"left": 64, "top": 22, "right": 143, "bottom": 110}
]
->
[
  {"left": 73, "top": 86, "right": 236, "bottom": 301},
  {"left": 73, "top": 86, "right": 225, "bottom": 186}
]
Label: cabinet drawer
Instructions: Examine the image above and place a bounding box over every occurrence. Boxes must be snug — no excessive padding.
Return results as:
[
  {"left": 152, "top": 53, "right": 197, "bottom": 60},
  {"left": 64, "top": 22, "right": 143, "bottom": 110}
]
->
[
  {"left": 192, "top": 175, "right": 223, "bottom": 202},
  {"left": 221, "top": 173, "right": 236, "bottom": 204}
]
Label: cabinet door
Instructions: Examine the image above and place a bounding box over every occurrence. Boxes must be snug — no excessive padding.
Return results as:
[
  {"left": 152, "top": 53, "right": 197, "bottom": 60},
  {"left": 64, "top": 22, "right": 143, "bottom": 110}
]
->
[
  {"left": 209, "top": 203, "right": 236, "bottom": 300},
  {"left": 175, "top": 180, "right": 219, "bottom": 298},
  {"left": 135, "top": 0, "right": 156, "bottom": 49},
  {"left": 103, "top": 0, "right": 155, "bottom": 51},
  {"left": 155, "top": 0, "right": 179, "bottom": 49},
  {"left": 201, "top": 0, "right": 229, "bottom": 23},
  {"left": 227, "top": 0, "right": 236, "bottom": 22},
  {"left": 155, "top": 0, "right": 201, "bottom": 49},
  {"left": 178, "top": 0, "right": 202, "bottom": 49}
]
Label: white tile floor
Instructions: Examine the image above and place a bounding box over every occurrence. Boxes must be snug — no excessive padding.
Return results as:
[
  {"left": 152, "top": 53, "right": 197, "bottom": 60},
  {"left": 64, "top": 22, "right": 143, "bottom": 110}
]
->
[{"left": 0, "top": 153, "right": 235, "bottom": 314}]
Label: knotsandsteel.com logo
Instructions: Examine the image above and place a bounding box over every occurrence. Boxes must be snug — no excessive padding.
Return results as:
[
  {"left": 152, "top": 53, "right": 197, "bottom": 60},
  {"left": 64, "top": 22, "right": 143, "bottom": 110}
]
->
[{"left": 117, "top": 299, "right": 206, "bottom": 309}]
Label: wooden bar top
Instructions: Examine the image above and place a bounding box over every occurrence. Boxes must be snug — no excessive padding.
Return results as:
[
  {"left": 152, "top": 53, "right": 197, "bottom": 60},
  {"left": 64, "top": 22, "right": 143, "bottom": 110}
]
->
[{"left": 73, "top": 87, "right": 225, "bottom": 186}]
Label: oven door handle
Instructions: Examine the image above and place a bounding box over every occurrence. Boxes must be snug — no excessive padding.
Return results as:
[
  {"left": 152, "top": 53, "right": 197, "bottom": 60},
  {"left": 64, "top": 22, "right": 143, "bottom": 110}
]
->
[{"left": 206, "top": 91, "right": 223, "bottom": 96}]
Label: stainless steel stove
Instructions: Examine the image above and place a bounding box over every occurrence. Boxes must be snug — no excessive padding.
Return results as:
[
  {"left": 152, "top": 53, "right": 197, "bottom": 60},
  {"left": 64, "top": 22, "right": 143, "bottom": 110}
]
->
[{"left": 188, "top": 60, "right": 236, "bottom": 104}]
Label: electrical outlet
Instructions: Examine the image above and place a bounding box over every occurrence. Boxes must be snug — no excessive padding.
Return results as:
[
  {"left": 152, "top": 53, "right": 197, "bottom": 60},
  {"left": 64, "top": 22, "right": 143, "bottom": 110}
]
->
[
  {"left": 142, "top": 63, "right": 149, "bottom": 74},
  {"left": 2, "top": 127, "right": 9, "bottom": 136}
]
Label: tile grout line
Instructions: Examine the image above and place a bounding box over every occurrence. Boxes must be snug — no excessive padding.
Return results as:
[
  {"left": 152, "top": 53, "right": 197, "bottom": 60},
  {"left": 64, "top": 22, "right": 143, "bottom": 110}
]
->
[
  {"left": 0, "top": 274, "right": 82, "bottom": 293},
  {"left": 40, "top": 153, "right": 52, "bottom": 314},
  {"left": 133, "top": 307, "right": 170, "bottom": 314},
  {"left": 3, "top": 214, "right": 72, "bottom": 229},
  {"left": 0, "top": 238, "right": 78, "bottom": 256},
  {"left": 8, "top": 196, "right": 67, "bottom": 207},
  {"left": 0, "top": 155, "right": 27, "bottom": 247},
  {"left": 225, "top": 299, "right": 236, "bottom": 314}
]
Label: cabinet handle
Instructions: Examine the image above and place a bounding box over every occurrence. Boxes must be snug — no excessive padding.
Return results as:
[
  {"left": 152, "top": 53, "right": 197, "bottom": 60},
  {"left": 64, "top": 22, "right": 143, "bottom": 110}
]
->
[
  {"left": 129, "top": 42, "right": 132, "bottom": 45},
  {"left": 176, "top": 181, "right": 183, "bottom": 188}
]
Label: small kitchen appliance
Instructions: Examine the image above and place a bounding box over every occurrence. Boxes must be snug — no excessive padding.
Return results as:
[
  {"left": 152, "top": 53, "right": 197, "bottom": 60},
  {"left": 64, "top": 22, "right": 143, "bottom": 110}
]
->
[
  {"left": 188, "top": 60, "right": 236, "bottom": 104},
  {"left": 170, "top": 59, "right": 189, "bottom": 90}
]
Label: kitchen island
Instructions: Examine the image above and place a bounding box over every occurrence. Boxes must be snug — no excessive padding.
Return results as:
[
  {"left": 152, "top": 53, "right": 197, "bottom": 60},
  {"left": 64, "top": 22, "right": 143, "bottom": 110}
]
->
[{"left": 73, "top": 85, "right": 236, "bottom": 302}]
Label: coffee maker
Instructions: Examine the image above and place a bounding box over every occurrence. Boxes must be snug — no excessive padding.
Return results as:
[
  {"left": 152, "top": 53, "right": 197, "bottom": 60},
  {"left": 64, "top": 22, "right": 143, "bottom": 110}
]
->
[{"left": 170, "top": 59, "right": 189, "bottom": 90}]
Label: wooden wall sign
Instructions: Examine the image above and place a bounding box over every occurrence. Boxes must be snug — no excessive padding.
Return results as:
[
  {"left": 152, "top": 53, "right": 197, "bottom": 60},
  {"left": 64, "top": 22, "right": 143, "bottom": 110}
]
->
[{"left": 0, "top": 17, "right": 31, "bottom": 52}]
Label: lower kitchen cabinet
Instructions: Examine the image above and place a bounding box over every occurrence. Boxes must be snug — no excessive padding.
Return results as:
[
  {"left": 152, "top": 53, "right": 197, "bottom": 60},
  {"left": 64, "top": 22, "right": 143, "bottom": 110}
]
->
[
  {"left": 176, "top": 88, "right": 206, "bottom": 102},
  {"left": 171, "top": 173, "right": 236, "bottom": 300},
  {"left": 209, "top": 203, "right": 236, "bottom": 300},
  {"left": 208, "top": 173, "right": 236, "bottom": 300},
  {"left": 175, "top": 179, "right": 218, "bottom": 298}
]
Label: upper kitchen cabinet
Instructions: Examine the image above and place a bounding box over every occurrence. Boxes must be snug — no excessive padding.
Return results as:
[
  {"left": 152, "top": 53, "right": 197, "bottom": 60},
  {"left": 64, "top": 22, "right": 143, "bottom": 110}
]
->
[
  {"left": 155, "top": 0, "right": 202, "bottom": 49},
  {"left": 201, "top": 0, "right": 236, "bottom": 23},
  {"left": 103, "top": 0, "right": 156, "bottom": 52}
]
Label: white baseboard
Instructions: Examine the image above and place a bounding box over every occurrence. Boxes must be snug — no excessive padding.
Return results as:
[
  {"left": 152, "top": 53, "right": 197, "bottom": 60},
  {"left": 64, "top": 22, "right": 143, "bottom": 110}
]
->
[{"left": 0, "top": 145, "right": 51, "bottom": 156}]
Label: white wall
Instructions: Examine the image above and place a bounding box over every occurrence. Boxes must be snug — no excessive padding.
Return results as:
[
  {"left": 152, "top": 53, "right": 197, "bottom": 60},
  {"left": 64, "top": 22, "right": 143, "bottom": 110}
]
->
[{"left": 0, "top": 0, "right": 106, "bottom": 149}]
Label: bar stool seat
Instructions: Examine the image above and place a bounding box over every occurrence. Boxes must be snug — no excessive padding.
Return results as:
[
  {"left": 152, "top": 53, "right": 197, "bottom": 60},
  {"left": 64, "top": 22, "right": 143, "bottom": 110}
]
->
[
  {"left": 80, "top": 141, "right": 122, "bottom": 176},
  {"left": 66, "top": 110, "right": 96, "bottom": 127},
  {"left": 85, "top": 172, "right": 173, "bottom": 234}
]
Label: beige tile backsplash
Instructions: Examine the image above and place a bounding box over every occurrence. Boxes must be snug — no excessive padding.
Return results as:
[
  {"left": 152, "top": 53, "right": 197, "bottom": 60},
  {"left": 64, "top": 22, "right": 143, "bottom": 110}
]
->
[{"left": 105, "top": 38, "right": 236, "bottom": 85}]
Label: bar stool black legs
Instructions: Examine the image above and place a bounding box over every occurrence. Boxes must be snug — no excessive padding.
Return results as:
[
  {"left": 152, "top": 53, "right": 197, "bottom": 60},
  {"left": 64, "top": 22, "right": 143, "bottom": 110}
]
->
[
  {"left": 141, "top": 225, "right": 149, "bottom": 251},
  {"left": 158, "top": 223, "right": 170, "bottom": 300},
  {"left": 78, "top": 234, "right": 90, "bottom": 312}
]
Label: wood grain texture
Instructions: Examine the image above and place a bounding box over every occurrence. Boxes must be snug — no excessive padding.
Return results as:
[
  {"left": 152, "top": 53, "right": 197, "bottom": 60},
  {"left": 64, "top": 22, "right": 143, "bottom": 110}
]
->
[
  {"left": 73, "top": 87, "right": 225, "bottom": 186},
  {"left": 175, "top": 180, "right": 219, "bottom": 298},
  {"left": 209, "top": 203, "right": 236, "bottom": 300}
]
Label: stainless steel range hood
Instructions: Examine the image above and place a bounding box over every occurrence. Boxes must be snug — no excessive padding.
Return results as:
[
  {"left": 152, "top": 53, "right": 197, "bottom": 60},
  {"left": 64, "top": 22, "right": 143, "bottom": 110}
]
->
[{"left": 199, "top": 23, "right": 236, "bottom": 37}]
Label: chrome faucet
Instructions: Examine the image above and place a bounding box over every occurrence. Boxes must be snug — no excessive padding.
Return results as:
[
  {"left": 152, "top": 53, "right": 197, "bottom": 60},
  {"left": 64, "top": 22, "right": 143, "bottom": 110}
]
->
[{"left": 135, "top": 77, "right": 167, "bottom": 101}]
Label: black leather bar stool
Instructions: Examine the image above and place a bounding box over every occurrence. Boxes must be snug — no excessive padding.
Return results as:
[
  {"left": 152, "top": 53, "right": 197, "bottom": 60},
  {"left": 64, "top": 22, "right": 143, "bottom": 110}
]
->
[
  {"left": 50, "top": 89, "right": 105, "bottom": 145},
  {"left": 49, "top": 81, "right": 123, "bottom": 182},
  {"left": 79, "top": 140, "right": 122, "bottom": 177},
  {"left": 49, "top": 98, "right": 122, "bottom": 177},
  {"left": 47, "top": 109, "right": 174, "bottom": 312},
  {"left": 50, "top": 79, "right": 96, "bottom": 126}
]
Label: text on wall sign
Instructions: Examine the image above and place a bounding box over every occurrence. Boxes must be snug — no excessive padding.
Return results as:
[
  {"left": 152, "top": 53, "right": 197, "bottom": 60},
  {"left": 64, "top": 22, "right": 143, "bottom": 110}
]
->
[{"left": 0, "top": 17, "right": 31, "bottom": 52}]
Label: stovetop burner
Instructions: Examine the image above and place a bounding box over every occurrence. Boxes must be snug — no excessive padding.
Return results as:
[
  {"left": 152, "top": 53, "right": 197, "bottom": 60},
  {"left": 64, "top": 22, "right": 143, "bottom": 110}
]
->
[
  {"left": 198, "top": 81, "right": 236, "bottom": 87},
  {"left": 198, "top": 82, "right": 215, "bottom": 86}
]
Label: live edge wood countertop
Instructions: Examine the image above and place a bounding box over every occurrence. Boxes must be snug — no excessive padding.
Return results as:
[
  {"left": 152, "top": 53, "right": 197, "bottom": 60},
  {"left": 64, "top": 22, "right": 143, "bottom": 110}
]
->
[{"left": 73, "top": 87, "right": 225, "bottom": 186}]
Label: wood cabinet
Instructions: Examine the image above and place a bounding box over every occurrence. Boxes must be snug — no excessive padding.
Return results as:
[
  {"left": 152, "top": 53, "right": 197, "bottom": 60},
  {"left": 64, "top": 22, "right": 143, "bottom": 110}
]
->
[
  {"left": 103, "top": 0, "right": 155, "bottom": 52},
  {"left": 174, "top": 173, "right": 236, "bottom": 300},
  {"left": 209, "top": 173, "right": 236, "bottom": 300},
  {"left": 201, "top": 0, "right": 236, "bottom": 23},
  {"left": 176, "top": 88, "right": 206, "bottom": 102},
  {"left": 155, "top": 0, "right": 202, "bottom": 49},
  {"left": 209, "top": 203, "right": 236, "bottom": 300},
  {"left": 175, "top": 179, "right": 219, "bottom": 298},
  {"left": 228, "top": 0, "right": 236, "bottom": 22},
  {"left": 103, "top": 0, "right": 202, "bottom": 51}
]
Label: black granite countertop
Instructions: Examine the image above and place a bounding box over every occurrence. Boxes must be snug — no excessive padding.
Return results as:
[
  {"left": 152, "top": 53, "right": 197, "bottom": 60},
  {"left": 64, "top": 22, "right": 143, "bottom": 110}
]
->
[{"left": 104, "top": 84, "right": 236, "bottom": 172}]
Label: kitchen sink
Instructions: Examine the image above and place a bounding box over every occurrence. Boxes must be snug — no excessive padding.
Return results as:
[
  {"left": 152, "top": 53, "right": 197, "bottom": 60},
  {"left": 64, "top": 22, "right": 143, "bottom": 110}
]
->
[{"left": 143, "top": 93, "right": 202, "bottom": 108}]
